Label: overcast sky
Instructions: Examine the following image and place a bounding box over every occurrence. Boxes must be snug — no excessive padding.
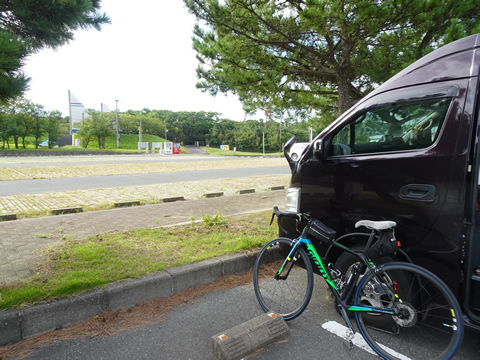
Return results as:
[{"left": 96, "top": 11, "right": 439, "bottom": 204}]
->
[{"left": 22, "top": 0, "right": 250, "bottom": 120}]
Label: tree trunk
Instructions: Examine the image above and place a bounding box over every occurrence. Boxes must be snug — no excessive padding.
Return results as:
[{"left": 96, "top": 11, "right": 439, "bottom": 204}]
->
[{"left": 337, "top": 71, "right": 352, "bottom": 115}]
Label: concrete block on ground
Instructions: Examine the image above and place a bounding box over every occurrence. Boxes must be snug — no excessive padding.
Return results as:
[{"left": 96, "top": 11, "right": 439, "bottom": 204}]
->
[
  {"left": 204, "top": 192, "right": 224, "bottom": 198},
  {"left": 0, "top": 309, "right": 21, "bottom": 347},
  {"left": 270, "top": 186, "right": 285, "bottom": 191},
  {"left": 162, "top": 196, "right": 184, "bottom": 203},
  {"left": 0, "top": 214, "right": 17, "bottom": 221},
  {"left": 106, "top": 271, "right": 173, "bottom": 310},
  {"left": 50, "top": 207, "right": 83, "bottom": 215},
  {"left": 21, "top": 289, "right": 108, "bottom": 338},
  {"left": 212, "top": 312, "right": 288, "bottom": 360},
  {"left": 114, "top": 201, "right": 141, "bottom": 208},
  {"left": 167, "top": 258, "right": 222, "bottom": 292},
  {"left": 237, "top": 189, "right": 255, "bottom": 194}
]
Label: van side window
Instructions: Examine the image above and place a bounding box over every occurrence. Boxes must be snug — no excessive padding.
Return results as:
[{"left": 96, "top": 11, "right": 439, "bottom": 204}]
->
[{"left": 330, "top": 98, "right": 451, "bottom": 156}]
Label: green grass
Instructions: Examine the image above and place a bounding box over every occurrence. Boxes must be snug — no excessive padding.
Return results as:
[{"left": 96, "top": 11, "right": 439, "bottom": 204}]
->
[
  {"left": 0, "top": 211, "right": 277, "bottom": 310},
  {"left": 0, "top": 134, "right": 189, "bottom": 153},
  {"left": 202, "top": 146, "right": 281, "bottom": 157},
  {"left": 1, "top": 135, "right": 282, "bottom": 156},
  {"left": 77, "top": 134, "right": 170, "bottom": 152}
]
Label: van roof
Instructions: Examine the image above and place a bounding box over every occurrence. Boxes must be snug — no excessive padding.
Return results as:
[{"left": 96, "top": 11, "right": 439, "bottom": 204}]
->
[{"left": 371, "top": 33, "right": 480, "bottom": 97}]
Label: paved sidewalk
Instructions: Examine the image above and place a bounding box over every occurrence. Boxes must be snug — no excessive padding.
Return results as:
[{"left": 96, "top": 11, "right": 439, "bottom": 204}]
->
[{"left": 0, "top": 190, "right": 286, "bottom": 285}]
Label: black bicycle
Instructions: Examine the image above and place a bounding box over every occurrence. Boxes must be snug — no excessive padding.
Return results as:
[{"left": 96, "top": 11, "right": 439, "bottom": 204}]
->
[{"left": 253, "top": 207, "right": 464, "bottom": 360}]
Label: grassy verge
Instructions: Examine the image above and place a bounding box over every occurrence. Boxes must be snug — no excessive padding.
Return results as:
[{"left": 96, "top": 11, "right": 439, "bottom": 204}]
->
[
  {"left": 202, "top": 146, "right": 282, "bottom": 157},
  {"left": 0, "top": 211, "right": 277, "bottom": 311}
]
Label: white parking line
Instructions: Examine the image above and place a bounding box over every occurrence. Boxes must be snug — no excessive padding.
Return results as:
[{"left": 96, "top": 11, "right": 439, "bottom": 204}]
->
[{"left": 321, "top": 321, "right": 411, "bottom": 360}]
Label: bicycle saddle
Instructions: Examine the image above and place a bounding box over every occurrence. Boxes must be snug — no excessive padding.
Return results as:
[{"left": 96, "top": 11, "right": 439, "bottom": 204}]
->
[{"left": 355, "top": 220, "right": 396, "bottom": 230}]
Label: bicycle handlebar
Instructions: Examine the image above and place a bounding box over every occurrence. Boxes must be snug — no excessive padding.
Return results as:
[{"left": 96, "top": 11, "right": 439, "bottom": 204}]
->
[
  {"left": 270, "top": 206, "right": 304, "bottom": 235},
  {"left": 270, "top": 206, "right": 335, "bottom": 242}
]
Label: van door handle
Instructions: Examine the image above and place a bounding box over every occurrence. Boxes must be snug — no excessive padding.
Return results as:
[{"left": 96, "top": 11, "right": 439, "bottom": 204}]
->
[{"left": 399, "top": 184, "right": 436, "bottom": 201}]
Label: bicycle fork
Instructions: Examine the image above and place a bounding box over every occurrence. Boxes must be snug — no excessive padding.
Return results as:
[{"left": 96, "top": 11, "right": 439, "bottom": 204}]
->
[
  {"left": 277, "top": 239, "right": 359, "bottom": 350},
  {"left": 274, "top": 240, "right": 304, "bottom": 280}
]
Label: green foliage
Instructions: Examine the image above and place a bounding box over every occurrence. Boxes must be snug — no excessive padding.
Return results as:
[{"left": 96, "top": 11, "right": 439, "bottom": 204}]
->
[
  {"left": 0, "top": 98, "right": 62, "bottom": 150},
  {"left": 1, "top": 103, "right": 319, "bottom": 154},
  {"left": 121, "top": 109, "right": 223, "bottom": 144},
  {"left": 185, "top": 0, "right": 480, "bottom": 118},
  {"left": 78, "top": 110, "right": 114, "bottom": 149},
  {"left": 0, "top": 1, "right": 110, "bottom": 102},
  {"left": 202, "top": 212, "right": 227, "bottom": 227},
  {"left": 0, "top": 30, "right": 29, "bottom": 101},
  {"left": 43, "top": 110, "right": 62, "bottom": 148}
]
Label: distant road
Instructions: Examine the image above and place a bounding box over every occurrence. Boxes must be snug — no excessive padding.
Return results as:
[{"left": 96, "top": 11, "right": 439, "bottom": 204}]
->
[
  {"left": 0, "top": 155, "right": 269, "bottom": 167},
  {"left": 0, "top": 166, "right": 290, "bottom": 196},
  {"left": 0, "top": 155, "right": 290, "bottom": 196}
]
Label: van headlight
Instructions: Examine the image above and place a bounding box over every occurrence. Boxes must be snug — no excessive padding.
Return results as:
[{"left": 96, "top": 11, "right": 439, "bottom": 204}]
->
[{"left": 285, "top": 187, "right": 300, "bottom": 213}]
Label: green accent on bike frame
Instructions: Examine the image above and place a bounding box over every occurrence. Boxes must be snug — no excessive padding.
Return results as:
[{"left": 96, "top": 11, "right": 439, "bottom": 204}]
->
[
  {"left": 301, "top": 238, "right": 337, "bottom": 290},
  {"left": 276, "top": 259, "right": 287, "bottom": 276},
  {"left": 348, "top": 306, "right": 373, "bottom": 312},
  {"left": 347, "top": 305, "right": 394, "bottom": 314},
  {"left": 332, "top": 241, "right": 349, "bottom": 250}
]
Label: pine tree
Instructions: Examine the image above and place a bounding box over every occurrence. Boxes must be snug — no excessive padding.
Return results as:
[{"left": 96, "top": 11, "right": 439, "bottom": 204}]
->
[
  {"left": 185, "top": 0, "right": 480, "bottom": 118},
  {"left": 0, "top": 0, "right": 110, "bottom": 102}
]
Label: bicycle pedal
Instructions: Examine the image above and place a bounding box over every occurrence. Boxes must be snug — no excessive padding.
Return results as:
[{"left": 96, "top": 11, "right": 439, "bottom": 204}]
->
[{"left": 342, "top": 340, "right": 353, "bottom": 351}]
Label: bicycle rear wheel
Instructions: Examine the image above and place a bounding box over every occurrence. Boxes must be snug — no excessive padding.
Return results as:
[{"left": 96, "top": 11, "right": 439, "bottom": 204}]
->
[
  {"left": 253, "top": 238, "right": 313, "bottom": 320},
  {"left": 354, "top": 262, "right": 463, "bottom": 360}
]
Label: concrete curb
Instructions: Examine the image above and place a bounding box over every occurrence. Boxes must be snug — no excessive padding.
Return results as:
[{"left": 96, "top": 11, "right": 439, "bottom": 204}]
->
[{"left": 0, "top": 253, "right": 257, "bottom": 347}]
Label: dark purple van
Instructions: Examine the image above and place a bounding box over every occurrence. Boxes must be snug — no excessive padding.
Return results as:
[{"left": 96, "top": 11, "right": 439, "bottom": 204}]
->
[{"left": 282, "top": 33, "right": 480, "bottom": 329}]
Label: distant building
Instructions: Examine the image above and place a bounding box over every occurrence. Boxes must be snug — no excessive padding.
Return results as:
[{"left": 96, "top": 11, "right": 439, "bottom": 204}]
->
[{"left": 68, "top": 90, "right": 89, "bottom": 134}]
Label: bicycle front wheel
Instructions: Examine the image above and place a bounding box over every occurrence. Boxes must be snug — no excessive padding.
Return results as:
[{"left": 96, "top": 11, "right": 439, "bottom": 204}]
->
[
  {"left": 253, "top": 238, "right": 313, "bottom": 320},
  {"left": 354, "top": 262, "right": 463, "bottom": 360}
]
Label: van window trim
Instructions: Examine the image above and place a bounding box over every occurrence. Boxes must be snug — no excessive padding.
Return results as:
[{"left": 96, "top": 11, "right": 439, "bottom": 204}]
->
[{"left": 360, "top": 85, "right": 459, "bottom": 112}]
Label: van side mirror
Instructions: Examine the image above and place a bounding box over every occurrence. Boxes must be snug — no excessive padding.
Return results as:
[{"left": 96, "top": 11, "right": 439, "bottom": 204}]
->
[
  {"left": 313, "top": 139, "right": 324, "bottom": 159},
  {"left": 283, "top": 136, "right": 297, "bottom": 171},
  {"left": 284, "top": 136, "right": 296, "bottom": 152}
]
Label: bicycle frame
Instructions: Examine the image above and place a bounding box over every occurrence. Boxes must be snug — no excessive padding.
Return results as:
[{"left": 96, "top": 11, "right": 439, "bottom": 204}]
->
[{"left": 277, "top": 236, "right": 397, "bottom": 327}]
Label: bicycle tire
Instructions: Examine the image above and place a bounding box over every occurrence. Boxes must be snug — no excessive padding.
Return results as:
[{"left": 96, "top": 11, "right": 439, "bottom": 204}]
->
[
  {"left": 354, "top": 262, "right": 463, "bottom": 360},
  {"left": 253, "top": 238, "right": 313, "bottom": 320}
]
